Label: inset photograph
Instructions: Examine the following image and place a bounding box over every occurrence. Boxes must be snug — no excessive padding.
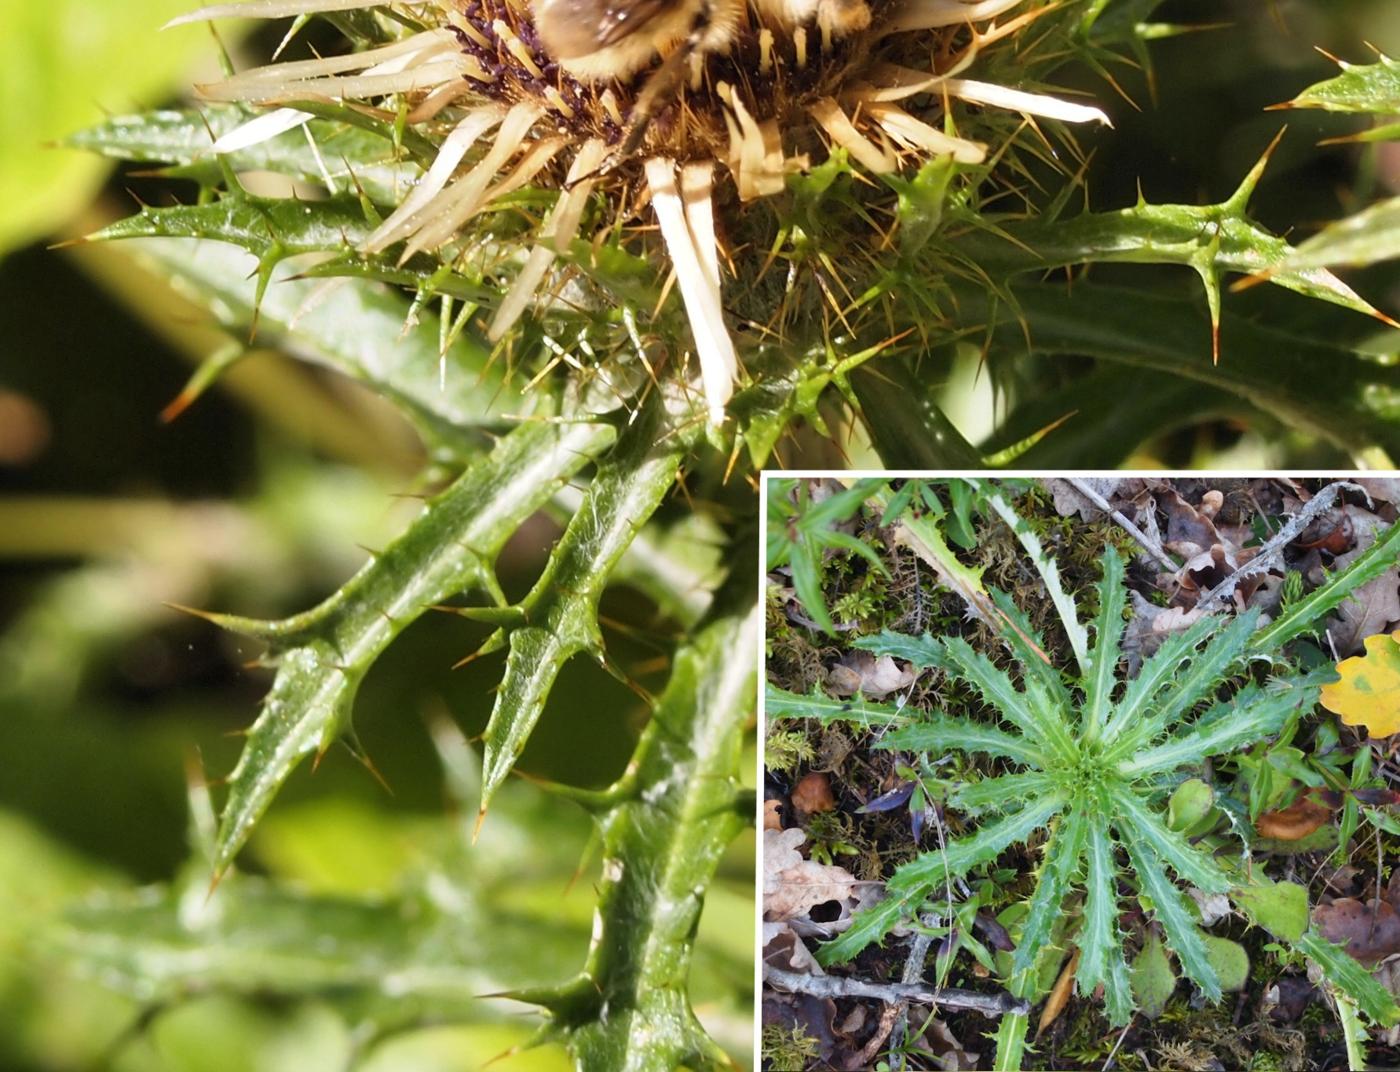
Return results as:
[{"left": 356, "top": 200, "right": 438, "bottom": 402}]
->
[{"left": 763, "top": 476, "right": 1400, "bottom": 1070}]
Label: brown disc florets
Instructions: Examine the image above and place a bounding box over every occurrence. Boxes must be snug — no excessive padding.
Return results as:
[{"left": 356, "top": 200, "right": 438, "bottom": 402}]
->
[{"left": 451, "top": 0, "right": 885, "bottom": 170}]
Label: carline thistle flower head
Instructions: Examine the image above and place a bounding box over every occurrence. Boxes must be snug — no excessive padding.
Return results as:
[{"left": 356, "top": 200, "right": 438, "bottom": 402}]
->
[{"left": 177, "top": 0, "right": 1108, "bottom": 427}]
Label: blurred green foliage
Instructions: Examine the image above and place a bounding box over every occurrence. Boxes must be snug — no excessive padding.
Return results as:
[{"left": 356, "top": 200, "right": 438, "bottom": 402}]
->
[{"left": 0, "top": 0, "right": 220, "bottom": 252}]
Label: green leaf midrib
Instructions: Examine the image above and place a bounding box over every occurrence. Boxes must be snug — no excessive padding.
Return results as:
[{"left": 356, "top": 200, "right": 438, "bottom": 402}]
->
[
  {"left": 478, "top": 396, "right": 698, "bottom": 812},
  {"left": 214, "top": 415, "right": 616, "bottom": 874}
]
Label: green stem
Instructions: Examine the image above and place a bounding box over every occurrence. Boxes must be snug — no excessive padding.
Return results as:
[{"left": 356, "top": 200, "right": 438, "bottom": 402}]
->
[
  {"left": 1339, "top": 993, "right": 1369, "bottom": 1072},
  {"left": 533, "top": 564, "right": 758, "bottom": 1070},
  {"left": 478, "top": 396, "right": 699, "bottom": 813}
]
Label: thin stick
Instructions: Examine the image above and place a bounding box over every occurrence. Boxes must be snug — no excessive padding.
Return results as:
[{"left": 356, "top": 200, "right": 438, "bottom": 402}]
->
[
  {"left": 1062, "top": 478, "right": 1178, "bottom": 574},
  {"left": 889, "top": 912, "right": 939, "bottom": 1056},
  {"left": 1101, "top": 1014, "right": 1135, "bottom": 1072},
  {"left": 764, "top": 966, "right": 1030, "bottom": 1017}
]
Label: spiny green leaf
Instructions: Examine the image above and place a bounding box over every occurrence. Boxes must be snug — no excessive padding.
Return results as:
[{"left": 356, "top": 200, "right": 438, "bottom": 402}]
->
[
  {"left": 956, "top": 168, "right": 1395, "bottom": 329},
  {"left": 762, "top": 684, "right": 906, "bottom": 727},
  {"left": 815, "top": 891, "right": 915, "bottom": 968},
  {"left": 877, "top": 713, "right": 1048, "bottom": 768},
  {"left": 1297, "top": 930, "right": 1400, "bottom": 1027},
  {"left": 478, "top": 398, "right": 694, "bottom": 816},
  {"left": 212, "top": 416, "right": 615, "bottom": 876},
  {"left": 851, "top": 628, "right": 943, "bottom": 668},
  {"left": 68, "top": 105, "right": 421, "bottom": 206},
  {"left": 992, "top": 1007, "right": 1030, "bottom": 1072},
  {"left": 1109, "top": 785, "right": 1231, "bottom": 894},
  {"left": 1254, "top": 518, "right": 1400, "bottom": 652},
  {"left": 819, "top": 793, "right": 1067, "bottom": 966},
  {"left": 932, "top": 635, "right": 1079, "bottom": 763},
  {"left": 978, "top": 485, "right": 1091, "bottom": 674},
  {"left": 951, "top": 771, "right": 1058, "bottom": 815},
  {"left": 1121, "top": 834, "right": 1220, "bottom": 1001},
  {"left": 1282, "top": 53, "right": 1400, "bottom": 117},
  {"left": 1118, "top": 680, "right": 1315, "bottom": 778},
  {"left": 91, "top": 191, "right": 378, "bottom": 261},
  {"left": 887, "top": 793, "right": 1069, "bottom": 908},
  {"left": 1082, "top": 544, "right": 1127, "bottom": 740},
  {"left": 1010, "top": 806, "right": 1087, "bottom": 979},
  {"left": 1106, "top": 608, "right": 1259, "bottom": 756},
  {"left": 1079, "top": 823, "right": 1132, "bottom": 1025},
  {"left": 986, "top": 587, "right": 1074, "bottom": 708},
  {"left": 1100, "top": 613, "right": 1226, "bottom": 747}
]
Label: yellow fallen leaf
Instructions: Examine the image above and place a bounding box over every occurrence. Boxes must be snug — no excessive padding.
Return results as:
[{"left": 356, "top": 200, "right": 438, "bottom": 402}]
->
[{"left": 1320, "top": 630, "right": 1400, "bottom": 737}]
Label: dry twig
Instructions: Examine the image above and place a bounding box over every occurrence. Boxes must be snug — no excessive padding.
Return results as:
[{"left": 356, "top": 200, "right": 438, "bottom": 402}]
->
[
  {"left": 1195, "top": 480, "right": 1371, "bottom": 612},
  {"left": 764, "top": 966, "right": 1029, "bottom": 1017},
  {"left": 1063, "top": 478, "right": 1179, "bottom": 573}
]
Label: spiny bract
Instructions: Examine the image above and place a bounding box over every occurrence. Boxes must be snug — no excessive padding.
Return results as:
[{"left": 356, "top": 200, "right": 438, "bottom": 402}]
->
[{"left": 173, "top": 0, "right": 1107, "bottom": 425}]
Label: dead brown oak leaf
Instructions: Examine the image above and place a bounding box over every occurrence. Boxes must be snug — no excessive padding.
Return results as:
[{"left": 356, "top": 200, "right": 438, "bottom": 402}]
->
[
  {"left": 1314, "top": 897, "right": 1400, "bottom": 966},
  {"left": 827, "top": 651, "right": 916, "bottom": 699},
  {"left": 1325, "top": 508, "right": 1400, "bottom": 656},
  {"left": 764, "top": 826, "right": 862, "bottom": 921}
]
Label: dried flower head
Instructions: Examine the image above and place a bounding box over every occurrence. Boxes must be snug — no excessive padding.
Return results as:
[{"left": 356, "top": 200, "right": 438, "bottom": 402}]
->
[{"left": 176, "top": 0, "right": 1107, "bottom": 427}]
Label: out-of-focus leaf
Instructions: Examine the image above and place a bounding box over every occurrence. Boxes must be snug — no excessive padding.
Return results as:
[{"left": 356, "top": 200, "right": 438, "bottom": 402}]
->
[
  {"left": 1271, "top": 196, "right": 1400, "bottom": 273},
  {"left": 119, "top": 237, "right": 514, "bottom": 451},
  {"left": 1320, "top": 630, "right": 1400, "bottom": 737},
  {"left": 50, "top": 875, "right": 587, "bottom": 1030},
  {"left": 0, "top": 0, "right": 218, "bottom": 252},
  {"left": 68, "top": 106, "right": 421, "bottom": 206},
  {"left": 953, "top": 281, "right": 1400, "bottom": 458}
]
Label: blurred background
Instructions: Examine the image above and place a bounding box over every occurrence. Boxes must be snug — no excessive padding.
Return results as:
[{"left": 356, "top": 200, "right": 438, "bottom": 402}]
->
[{"left": 0, "top": 0, "right": 1398, "bottom": 1069}]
